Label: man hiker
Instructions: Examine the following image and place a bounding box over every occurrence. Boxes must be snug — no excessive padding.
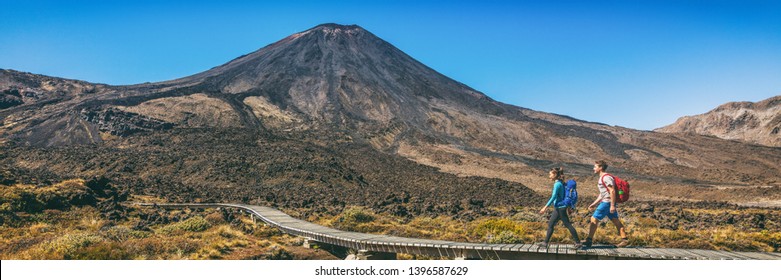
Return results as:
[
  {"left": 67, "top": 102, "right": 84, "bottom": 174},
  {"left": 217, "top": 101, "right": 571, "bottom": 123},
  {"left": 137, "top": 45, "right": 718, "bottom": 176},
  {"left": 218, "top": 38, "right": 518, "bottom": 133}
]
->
[{"left": 582, "top": 160, "right": 629, "bottom": 248}]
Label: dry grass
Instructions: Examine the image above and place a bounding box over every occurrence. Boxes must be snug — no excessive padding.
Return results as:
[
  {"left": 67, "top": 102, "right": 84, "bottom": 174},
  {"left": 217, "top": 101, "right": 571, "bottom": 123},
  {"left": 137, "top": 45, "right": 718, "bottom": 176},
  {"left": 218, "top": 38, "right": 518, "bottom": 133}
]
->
[
  {"left": 312, "top": 205, "right": 781, "bottom": 253},
  {"left": 0, "top": 206, "right": 327, "bottom": 260},
  {"left": 0, "top": 181, "right": 335, "bottom": 260}
]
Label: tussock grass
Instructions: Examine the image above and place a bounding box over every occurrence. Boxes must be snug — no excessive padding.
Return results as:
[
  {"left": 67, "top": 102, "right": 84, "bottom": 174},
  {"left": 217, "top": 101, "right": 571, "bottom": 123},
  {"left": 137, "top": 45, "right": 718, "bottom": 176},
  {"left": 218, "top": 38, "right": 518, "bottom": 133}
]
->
[
  {"left": 157, "top": 216, "right": 212, "bottom": 235},
  {"left": 313, "top": 205, "right": 781, "bottom": 253},
  {"left": 0, "top": 180, "right": 336, "bottom": 260}
]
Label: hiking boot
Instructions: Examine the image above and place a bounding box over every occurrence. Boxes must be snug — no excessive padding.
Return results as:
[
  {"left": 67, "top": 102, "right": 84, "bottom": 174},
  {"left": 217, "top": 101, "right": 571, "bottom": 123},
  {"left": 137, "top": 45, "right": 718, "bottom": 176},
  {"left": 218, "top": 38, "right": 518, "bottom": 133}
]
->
[
  {"left": 573, "top": 242, "right": 583, "bottom": 250},
  {"left": 582, "top": 239, "right": 592, "bottom": 248},
  {"left": 616, "top": 239, "right": 629, "bottom": 248},
  {"left": 535, "top": 242, "right": 548, "bottom": 248}
]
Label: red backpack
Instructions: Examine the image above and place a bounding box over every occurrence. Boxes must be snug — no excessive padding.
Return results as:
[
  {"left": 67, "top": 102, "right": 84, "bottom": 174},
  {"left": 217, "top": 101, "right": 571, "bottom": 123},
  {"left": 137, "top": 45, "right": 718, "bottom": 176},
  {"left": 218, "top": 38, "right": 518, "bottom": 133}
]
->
[{"left": 600, "top": 174, "right": 630, "bottom": 203}]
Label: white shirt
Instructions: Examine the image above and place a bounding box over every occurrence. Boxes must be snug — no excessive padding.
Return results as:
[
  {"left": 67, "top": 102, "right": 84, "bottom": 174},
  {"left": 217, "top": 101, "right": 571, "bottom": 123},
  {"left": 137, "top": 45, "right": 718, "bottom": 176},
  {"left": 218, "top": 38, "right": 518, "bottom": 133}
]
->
[{"left": 598, "top": 174, "right": 615, "bottom": 203}]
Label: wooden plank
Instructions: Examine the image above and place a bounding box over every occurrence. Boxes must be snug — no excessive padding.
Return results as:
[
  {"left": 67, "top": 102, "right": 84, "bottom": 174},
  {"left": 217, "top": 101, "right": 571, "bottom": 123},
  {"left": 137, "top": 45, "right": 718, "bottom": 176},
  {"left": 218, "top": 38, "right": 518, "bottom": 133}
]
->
[
  {"left": 757, "top": 252, "right": 781, "bottom": 260},
  {"left": 499, "top": 244, "right": 515, "bottom": 251},
  {"left": 725, "top": 251, "right": 756, "bottom": 260},
  {"left": 462, "top": 243, "right": 477, "bottom": 250},
  {"left": 276, "top": 221, "right": 306, "bottom": 227},
  {"left": 712, "top": 250, "right": 750, "bottom": 260},
  {"left": 561, "top": 244, "right": 576, "bottom": 255},
  {"left": 768, "top": 252, "right": 781, "bottom": 259},
  {"left": 590, "top": 246, "right": 616, "bottom": 258},
  {"left": 713, "top": 250, "right": 750, "bottom": 260},
  {"left": 730, "top": 252, "right": 773, "bottom": 260},
  {"left": 656, "top": 248, "right": 692, "bottom": 259},
  {"left": 626, "top": 248, "right": 657, "bottom": 259},
  {"left": 543, "top": 244, "right": 554, "bottom": 254},
  {"left": 339, "top": 232, "right": 367, "bottom": 238},
  {"left": 518, "top": 243, "right": 533, "bottom": 252},
  {"left": 578, "top": 245, "right": 600, "bottom": 256},
  {"left": 635, "top": 248, "right": 668, "bottom": 259},
  {"left": 657, "top": 248, "right": 701, "bottom": 260},
  {"left": 315, "top": 230, "right": 344, "bottom": 236},
  {"left": 616, "top": 248, "right": 647, "bottom": 258},
  {"left": 531, "top": 243, "right": 545, "bottom": 253},
  {"left": 405, "top": 238, "right": 432, "bottom": 245},
  {"left": 746, "top": 252, "right": 781, "bottom": 260},
  {"left": 264, "top": 212, "right": 290, "bottom": 217},
  {"left": 688, "top": 249, "right": 736, "bottom": 260},
  {"left": 294, "top": 223, "right": 327, "bottom": 230},
  {"left": 675, "top": 249, "right": 711, "bottom": 260},
  {"left": 639, "top": 248, "right": 671, "bottom": 259},
  {"left": 627, "top": 248, "right": 657, "bottom": 259},
  {"left": 260, "top": 215, "right": 294, "bottom": 220},
  {"left": 596, "top": 248, "right": 612, "bottom": 257}
]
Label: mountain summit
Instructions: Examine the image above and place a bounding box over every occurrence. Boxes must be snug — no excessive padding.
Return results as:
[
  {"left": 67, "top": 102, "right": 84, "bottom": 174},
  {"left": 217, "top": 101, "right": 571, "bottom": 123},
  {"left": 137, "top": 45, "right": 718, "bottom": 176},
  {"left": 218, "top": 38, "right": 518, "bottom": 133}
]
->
[
  {"left": 2, "top": 23, "right": 781, "bottom": 207},
  {"left": 168, "top": 23, "right": 502, "bottom": 127}
]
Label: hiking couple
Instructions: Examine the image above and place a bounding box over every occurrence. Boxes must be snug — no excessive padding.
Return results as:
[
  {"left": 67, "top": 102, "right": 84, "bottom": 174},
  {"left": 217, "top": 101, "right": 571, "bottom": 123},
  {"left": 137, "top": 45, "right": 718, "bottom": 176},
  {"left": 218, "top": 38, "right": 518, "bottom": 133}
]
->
[{"left": 536, "top": 160, "right": 629, "bottom": 249}]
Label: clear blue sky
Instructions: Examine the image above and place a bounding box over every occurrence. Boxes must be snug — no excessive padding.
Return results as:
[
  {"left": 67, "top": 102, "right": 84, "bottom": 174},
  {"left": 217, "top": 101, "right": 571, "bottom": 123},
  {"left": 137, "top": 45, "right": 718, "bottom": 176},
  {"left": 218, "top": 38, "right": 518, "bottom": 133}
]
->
[{"left": 2, "top": 0, "right": 780, "bottom": 130}]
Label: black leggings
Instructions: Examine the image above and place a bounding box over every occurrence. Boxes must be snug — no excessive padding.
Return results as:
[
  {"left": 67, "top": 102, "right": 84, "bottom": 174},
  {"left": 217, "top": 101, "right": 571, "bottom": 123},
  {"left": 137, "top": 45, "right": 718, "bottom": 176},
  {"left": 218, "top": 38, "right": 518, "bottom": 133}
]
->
[{"left": 545, "top": 207, "right": 580, "bottom": 243}]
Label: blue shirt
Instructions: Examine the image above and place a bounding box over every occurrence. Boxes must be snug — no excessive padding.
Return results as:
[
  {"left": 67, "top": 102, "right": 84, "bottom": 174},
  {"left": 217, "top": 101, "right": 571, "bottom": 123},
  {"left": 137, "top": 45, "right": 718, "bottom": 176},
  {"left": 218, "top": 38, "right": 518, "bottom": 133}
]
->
[{"left": 545, "top": 180, "right": 566, "bottom": 208}]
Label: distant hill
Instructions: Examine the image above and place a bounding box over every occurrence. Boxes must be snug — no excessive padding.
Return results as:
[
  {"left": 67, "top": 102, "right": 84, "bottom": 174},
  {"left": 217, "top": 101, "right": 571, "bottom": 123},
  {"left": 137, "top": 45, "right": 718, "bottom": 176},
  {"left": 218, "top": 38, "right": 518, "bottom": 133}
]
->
[{"left": 656, "top": 95, "right": 781, "bottom": 147}]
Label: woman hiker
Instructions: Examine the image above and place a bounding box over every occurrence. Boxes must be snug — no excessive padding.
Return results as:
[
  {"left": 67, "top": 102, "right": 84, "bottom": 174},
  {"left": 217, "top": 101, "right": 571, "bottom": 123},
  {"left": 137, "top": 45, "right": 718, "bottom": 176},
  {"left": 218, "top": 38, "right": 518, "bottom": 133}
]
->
[{"left": 537, "top": 167, "right": 582, "bottom": 249}]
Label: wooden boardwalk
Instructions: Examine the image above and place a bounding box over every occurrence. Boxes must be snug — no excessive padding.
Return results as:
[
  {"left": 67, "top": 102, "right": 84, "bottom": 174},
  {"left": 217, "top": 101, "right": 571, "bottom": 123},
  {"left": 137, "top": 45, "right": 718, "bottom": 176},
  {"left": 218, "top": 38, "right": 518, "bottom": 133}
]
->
[{"left": 143, "top": 203, "right": 781, "bottom": 260}]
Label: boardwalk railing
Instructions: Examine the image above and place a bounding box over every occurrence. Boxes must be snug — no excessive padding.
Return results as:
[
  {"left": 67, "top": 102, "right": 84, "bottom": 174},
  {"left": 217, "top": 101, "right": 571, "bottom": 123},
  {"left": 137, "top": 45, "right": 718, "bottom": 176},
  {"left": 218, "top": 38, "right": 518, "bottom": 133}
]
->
[{"left": 141, "top": 203, "right": 781, "bottom": 260}]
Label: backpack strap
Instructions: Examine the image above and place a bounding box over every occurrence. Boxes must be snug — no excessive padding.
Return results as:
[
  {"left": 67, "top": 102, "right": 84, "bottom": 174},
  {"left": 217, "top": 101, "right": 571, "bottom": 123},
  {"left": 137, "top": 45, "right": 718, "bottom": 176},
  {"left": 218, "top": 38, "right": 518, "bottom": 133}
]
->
[{"left": 600, "top": 173, "right": 614, "bottom": 194}]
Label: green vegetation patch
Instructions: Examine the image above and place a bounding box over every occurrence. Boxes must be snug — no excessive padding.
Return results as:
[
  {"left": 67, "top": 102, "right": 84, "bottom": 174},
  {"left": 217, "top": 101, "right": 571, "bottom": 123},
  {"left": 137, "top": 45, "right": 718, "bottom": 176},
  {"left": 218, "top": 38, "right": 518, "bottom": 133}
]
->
[{"left": 157, "top": 216, "right": 212, "bottom": 235}]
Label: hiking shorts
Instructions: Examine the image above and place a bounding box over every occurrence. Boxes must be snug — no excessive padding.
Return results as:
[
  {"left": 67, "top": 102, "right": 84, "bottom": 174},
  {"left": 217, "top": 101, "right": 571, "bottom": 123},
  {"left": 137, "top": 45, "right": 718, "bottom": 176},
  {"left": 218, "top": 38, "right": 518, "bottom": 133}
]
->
[{"left": 593, "top": 202, "right": 619, "bottom": 220}]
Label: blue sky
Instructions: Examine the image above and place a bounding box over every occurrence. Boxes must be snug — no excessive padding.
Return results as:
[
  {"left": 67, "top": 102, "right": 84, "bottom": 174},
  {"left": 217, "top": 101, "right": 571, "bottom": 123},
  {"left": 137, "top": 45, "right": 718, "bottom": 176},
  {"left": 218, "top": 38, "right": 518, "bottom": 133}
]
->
[{"left": 1, "top": 0, "right": 780, "bottom": 130}]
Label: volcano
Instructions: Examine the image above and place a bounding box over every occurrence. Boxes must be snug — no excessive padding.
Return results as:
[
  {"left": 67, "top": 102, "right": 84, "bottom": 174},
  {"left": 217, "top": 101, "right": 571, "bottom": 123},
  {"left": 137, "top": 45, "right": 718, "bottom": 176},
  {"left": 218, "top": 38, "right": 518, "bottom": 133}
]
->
[{"left": 2, "top": 23, "right": 781, "bottom": 210}]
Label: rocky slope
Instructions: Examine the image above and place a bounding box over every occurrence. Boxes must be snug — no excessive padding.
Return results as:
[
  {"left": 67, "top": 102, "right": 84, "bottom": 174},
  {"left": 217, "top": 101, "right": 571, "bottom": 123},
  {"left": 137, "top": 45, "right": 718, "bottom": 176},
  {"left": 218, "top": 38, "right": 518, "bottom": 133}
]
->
[
  {"left": 2, "top": 23, "right": 781, "bottom": 210},
  {"left": 656, "top": 95, "right": 781, "bottom": 147}
]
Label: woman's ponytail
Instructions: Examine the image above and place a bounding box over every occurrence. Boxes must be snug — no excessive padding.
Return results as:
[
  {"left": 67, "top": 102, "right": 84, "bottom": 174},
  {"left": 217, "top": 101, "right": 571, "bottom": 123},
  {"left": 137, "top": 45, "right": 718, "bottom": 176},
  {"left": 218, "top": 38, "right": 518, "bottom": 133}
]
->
[{"left": 550, "top": 167, "right": 565, "bottom": 181}]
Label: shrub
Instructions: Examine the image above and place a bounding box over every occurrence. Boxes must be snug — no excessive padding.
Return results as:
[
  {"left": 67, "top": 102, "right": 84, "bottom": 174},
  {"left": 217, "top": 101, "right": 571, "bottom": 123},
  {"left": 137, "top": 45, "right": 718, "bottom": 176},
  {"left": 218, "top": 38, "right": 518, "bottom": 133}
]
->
[
  {"left": 265, "top": 246, "right": 292, "bottom": 260},
  {"left": 490, "top": 230, "right": 524, "bottom": 244},
  {"left": 254, "top": 224, "right": 284, "bottom": 238},
  {"left": 204, "top": 211, "right": 226, "bottom": 225},
  {"left": 752, "top": 230, "right": 781, "bottom": 252},
  {"left": 178, "top": 216, "right": 212, "bottom": 232},
  {"left": 103, "top": 226, "right": 132, "bottom": 242},
  {"left": 333, "top": 207, "right": 376, "bottom": 231},
  {"left": 337, "top": 207, "right": 375, "bottom": 223},
  {"left": 512, "top": 211, "right": 546, "bottom": 223},
  {"left": 33, "top": 233, "right": 104, "bottom": 259},
  {"left": 0, "top": 181, "right": 97, "bottom": 215},
  {"left": 124, "top": 237, "right": 203, "bottom": 259},
  {"left": 69, "top": 242, "right": 133, "bottom": 260},
  {"left": 158, "top": 216, "right": 212, "bottom": 235},
  {"left": 0, "top": 185, "right": 44, "bottom": 213},
  {"left": 469, "top": 218, "right": 525, "bottom": 239},
  {"left": 129, "top": 230, "right": 152, "bottom": 239},
  {"left": 28, "top": 222, "right": 52, "bottom": 235}
]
